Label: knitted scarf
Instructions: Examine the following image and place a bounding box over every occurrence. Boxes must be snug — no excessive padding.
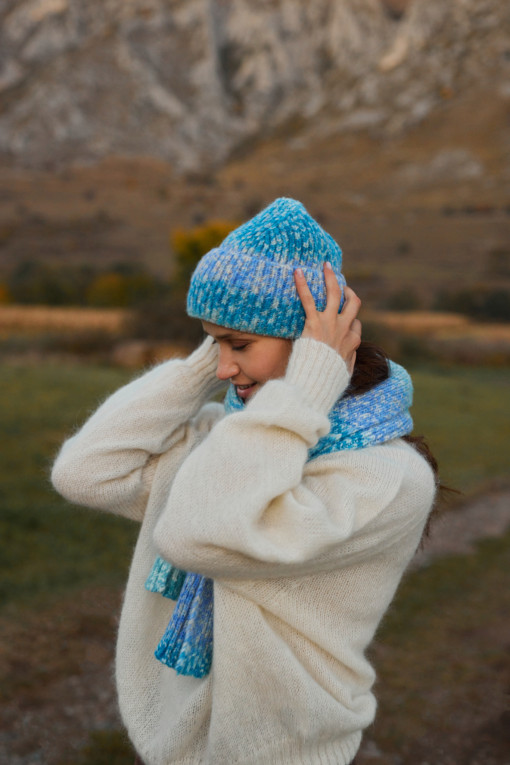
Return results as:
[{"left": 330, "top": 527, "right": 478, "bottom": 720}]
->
[{"left": 145, "top": 360, "right": 413, "bottom": 678}]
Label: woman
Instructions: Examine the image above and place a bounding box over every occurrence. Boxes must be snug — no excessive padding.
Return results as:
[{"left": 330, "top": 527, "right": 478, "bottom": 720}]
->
[{"left": 52, "top": 198, "right": 437, "bottom": 765}]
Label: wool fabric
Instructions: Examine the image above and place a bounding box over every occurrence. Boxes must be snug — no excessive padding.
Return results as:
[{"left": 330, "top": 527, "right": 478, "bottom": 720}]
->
[
  {"left": 51, "top": 336, "right": 436, "bottom": 765},
  {"left": 148, "top": 359, "right": 414, "bottom": 677},
  {"left": 186, "top": 197, "right": 346, "bottom": 338}
]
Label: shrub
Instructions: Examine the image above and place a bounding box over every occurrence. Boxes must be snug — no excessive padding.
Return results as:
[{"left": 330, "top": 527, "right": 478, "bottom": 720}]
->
[
  {"left": 0, "top": 283, "right": 10, "bottom": 304},
  {"left": 126, "top": 292, "right": 203, "bottom": 347},
  {"left": 486, "top": 248, "right": 510, "bottom": 277},
  {"left": 170, "top": 220, "right": 237, "bottom": 291},
  {"left": 385, "top": 288, "right": 422, "bottom": 311},
  {"left": 434, "top": 287, "right": 510, "bottom": 322},
  {"left": 87, "top": 273, "right": 128, "bottom": 307},
  {"left": 7, "top": 261, "right": 97, "bottom": 306},
  {"left": 130, "top": 219, "right": 238, "bottom": 346},
  {"left": 6, "top": 260, "right": 164, "bottom": 308}
]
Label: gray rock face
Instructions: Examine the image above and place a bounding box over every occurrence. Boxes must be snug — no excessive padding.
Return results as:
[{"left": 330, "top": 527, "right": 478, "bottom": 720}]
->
[{"left": 0, "top": 0, "right": 508, "bottom": 171}]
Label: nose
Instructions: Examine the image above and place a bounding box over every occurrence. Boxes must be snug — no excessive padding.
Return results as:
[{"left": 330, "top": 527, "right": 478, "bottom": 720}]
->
[{"left": 216, "top": 347, "right": 240, "bottom": 381}]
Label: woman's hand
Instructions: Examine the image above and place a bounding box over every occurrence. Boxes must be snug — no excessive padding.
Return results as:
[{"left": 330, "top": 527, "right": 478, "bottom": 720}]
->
[{"left": 294, "top": 262, "right": 362, "bottom": 374}]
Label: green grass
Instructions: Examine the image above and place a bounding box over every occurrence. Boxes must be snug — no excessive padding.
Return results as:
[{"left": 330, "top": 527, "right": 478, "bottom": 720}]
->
[
  {"left": 63, "top": 529, "right": 510, "bottom": 764},
  {"left": 1, "top": 358, "right": 508, "bottom": 762},
  {"left": 0, "top": 362, "right": 135, "bottom": 610},
  {"left": 369, "top": 529, "right": 510, "bottom": 753},
  {"left": 409, "top": 363, "right": 510, "bottom": 493},
  {"left": 0, "top": 359, "right": 509, "bottom": 611}
]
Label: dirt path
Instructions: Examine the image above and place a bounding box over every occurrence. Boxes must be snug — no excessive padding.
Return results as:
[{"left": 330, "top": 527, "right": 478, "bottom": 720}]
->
[
  {"left": 1, "top": 488, "right": 509, "bottom": 765},
  {"left": 412, "top": 483, "right": 510, "bottom": 568}
]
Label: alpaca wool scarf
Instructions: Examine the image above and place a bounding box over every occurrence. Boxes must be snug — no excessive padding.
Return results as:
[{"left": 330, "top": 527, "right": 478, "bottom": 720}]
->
[{"left": 145, "top": 360, "right": 413, "bottom": 678}]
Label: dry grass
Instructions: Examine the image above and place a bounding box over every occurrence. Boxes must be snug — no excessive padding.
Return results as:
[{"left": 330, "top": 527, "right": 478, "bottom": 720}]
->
[
  {"left": 363, "top": 309, "right": 510, "bottom": 340},
  {"left": 363, "top": 309, "right": 510, "bottom": 365},
  {"left": 0, "top": 305, "right": 129, "bottom": 335},
  {"left": 363, "top": 310, "right": 472, "bottom": 335}
]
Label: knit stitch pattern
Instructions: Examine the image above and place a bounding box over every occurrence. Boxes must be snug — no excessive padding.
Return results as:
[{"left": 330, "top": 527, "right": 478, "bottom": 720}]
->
[
  {"left": 51, "top": 333, "right": 437, "bottom": 765},
  {"left": 186, "top": 198, "right": 346, "bottom": 338},
  {"left": 154, "top": 573, "right": 213, "bottom": 678},
  {"left": 226, "top": 360, "right": 414, "bottom": 459},
  {"left": 147, "top": 359, "right": 413, "bottom": 677}
]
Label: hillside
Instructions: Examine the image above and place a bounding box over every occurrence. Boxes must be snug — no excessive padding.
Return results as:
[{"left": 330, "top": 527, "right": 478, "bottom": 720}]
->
[
  {"left": 0, "top": 0, "right": 509, "bottom": 309},
  {"left": 1, "top": 83, "right": 509, "bottom": 310},
  {"left": 0, "top": 0, "right": 508, "bottom": 171}
]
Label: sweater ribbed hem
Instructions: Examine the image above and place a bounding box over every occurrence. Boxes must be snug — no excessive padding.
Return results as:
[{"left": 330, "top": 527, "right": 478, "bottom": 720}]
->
[
  {"left": 252, "top": 731, "right": 362, "bottom": 765},
  {"left": 138, "top": 731, "right": 362, "bottom": 765},
  {"left": 285, "top": 337, "right": 351, "bottom": 415}
]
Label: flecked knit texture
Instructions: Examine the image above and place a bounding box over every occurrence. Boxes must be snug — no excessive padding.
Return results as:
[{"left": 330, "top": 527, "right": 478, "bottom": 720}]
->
[
  {"left": 51, "top": 336, "right": 436, "bottom": 764},
  {"left": 148, "top": 358, "right": 413, "bottom": 677},
  {"left": 186, "top": 197, "right": 347, "bottom": 338}
]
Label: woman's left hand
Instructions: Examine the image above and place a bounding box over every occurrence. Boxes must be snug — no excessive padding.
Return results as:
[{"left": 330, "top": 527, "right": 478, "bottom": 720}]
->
[{"left": 294, "top": 262, "right": 362, "bottom": 374}]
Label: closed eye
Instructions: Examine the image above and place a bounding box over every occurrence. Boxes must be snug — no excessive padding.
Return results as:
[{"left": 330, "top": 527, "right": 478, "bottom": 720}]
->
[{"left": 231, "top": 344, "right": 248, "bottom": 351}]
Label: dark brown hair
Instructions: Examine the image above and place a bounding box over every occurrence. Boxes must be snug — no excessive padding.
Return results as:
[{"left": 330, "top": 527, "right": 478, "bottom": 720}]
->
[{"left": 347, "top": 341, "right": 451, "bottom": 538}]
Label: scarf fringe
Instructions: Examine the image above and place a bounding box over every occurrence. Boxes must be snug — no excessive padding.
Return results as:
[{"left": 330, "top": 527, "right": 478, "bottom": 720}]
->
[{"left": 154, "top": 573, "right": 213, "bottom": 678}]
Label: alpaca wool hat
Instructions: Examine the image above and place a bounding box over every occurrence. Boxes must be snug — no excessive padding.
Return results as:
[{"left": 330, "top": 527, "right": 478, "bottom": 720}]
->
[{"left": 186, "top": 197, "right": 346, "bottom": 339}]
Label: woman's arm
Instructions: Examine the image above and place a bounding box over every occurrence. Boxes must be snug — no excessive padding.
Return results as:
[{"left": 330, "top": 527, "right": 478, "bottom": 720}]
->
[
  {"left": 154, "top": 337, "right": 434, "bottom": 579},
  {"left": 153, "top": 274, "right": 433, "bottom": 579},
  {"left": 51, "top": 337, "right": 223, "bottom": 521}
]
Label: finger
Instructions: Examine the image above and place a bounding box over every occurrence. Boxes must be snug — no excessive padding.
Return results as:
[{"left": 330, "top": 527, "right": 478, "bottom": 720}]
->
[
  {"left": 294, "top": 268, "right": 318, "bottom": 318},
  {"left": 323, "top": 262, "right": 343, "bottom": 316},
  {"left": 340, "top": 286, "right": 362, "bottom": 321},
  {"left": 351, "top": 318, "right": 362, "bottom": 340}
]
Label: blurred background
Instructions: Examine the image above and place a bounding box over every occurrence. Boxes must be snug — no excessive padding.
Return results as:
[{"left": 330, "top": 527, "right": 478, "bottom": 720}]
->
[{"left": 0, "top": 0, "right": 509, "bottom": 763}]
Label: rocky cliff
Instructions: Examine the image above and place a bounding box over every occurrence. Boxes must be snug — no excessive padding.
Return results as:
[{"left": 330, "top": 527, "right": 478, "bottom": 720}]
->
[{"left": 0, "top": 0, "right": 508, "bottom": 171}]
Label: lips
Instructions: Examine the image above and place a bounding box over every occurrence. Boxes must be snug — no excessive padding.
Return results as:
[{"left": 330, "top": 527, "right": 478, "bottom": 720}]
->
[{"left": 235, "top": 382, "right": 257, "bottom": 399}]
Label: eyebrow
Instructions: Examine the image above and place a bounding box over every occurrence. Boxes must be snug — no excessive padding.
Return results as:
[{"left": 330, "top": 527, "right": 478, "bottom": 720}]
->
[
  {"left": 204, "top": 329, "right": 250, "bottom": 341},
  {"left": 209, "top": 331, "right": 248, "bottom": 340}
]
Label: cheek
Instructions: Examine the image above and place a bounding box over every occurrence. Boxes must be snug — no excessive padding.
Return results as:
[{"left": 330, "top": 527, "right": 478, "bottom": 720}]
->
[{"left": 269, "top": 343, "right": 292, "bottom": 378}]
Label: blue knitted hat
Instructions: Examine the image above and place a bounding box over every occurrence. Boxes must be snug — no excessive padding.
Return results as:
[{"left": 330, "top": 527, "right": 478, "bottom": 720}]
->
[{"left": 186, "top": 197, "right": 346, "bottom": 338}]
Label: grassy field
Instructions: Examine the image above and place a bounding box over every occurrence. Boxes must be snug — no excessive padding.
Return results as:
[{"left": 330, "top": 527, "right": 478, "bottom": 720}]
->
[
  {"left": 0, "top": 358, "right": 509, "bottom": 609},
  {"left": 0, "top": 358, "right": 509, "bottom": 764},
  {"left": 0, "top": 362, "right": 135, "bottom": 611}
]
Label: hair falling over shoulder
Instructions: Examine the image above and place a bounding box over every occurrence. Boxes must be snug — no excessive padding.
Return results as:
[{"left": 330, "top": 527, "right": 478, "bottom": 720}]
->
[{"left": 347, "top": 341, "right": 456, "bottom": 540}]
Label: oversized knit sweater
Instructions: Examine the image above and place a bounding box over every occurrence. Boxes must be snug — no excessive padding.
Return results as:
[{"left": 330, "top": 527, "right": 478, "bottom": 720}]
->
[{"left": 51, "top": 336, "right": 436, "bottom": 765}]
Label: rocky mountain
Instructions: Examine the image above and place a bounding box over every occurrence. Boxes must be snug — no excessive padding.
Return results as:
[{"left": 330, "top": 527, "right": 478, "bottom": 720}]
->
[{"left": 0, "top": 0, "right": 508, "bottom": 172}]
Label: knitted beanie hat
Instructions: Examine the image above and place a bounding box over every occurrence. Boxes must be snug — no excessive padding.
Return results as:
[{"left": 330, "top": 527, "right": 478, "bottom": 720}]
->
[{"left": 186, "top": 197, "right": 346, "bottom": 339}]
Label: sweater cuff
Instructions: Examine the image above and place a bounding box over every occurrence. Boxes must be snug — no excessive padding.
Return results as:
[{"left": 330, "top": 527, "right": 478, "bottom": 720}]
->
[
  {"left": 285, "top": 337, "right": 351, "bottom": 415},
  {"left": 182, "top": 336, "right": 222, "bottom": 398}
]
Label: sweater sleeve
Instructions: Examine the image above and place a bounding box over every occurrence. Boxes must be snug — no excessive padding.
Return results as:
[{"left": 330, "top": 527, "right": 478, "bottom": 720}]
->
[
  {"left": 51, "top": 336, "right": 224, "bottom": 522},
  {"left": 153, "top": 337, "right": 416, "bottom": 579}
]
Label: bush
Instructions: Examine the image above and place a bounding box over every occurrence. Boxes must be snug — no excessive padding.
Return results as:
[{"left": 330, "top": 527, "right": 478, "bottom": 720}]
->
[
  {"left": 385, "top": 288, "right": 422, "bottom": 311},
  {"left": 128, "top": 219, "right": 238, "bottom": 346},
  {"left": 486, "top": 248, "right": 510, "bottom": 278},
  {"left": 126, "top": 291, "right": 204, "bottom": 347},
  {"left": 6, "top": 260, "right": 164, "bottom": 308},
  {"left": 434, "top": 287, "right": 510, "bottom": 322},
  {"left": 0, "top": 283, "right": 10, "bottom": 304},
  {"left": 170, "top": 220, "right": 237, "bottom": 291},
  {"left": 7, "top": 261, "right": 91, "bottom": 305}
]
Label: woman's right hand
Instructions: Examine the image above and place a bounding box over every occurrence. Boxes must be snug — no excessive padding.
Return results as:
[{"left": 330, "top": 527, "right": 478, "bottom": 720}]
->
[{"left": 294, "top": 262, "right": 362, "bottom": 374}]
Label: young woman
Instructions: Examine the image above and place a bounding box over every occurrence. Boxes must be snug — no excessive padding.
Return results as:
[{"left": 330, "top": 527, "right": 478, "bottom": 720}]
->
[{"left": 52, "top": 198, "right": 437, "bottom": 765}]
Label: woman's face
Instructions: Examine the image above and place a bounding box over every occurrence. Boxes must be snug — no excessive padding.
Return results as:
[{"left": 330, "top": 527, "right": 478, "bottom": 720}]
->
[{"left": 202, "top": 321, "right": 293, "bottom": 400}]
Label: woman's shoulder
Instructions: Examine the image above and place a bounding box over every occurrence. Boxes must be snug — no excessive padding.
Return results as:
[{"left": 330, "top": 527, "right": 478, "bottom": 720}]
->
[
  {"left": 305, "top": 438, "right": 437, "bottom": 516},
  {"left": 307, "top": 437, "right": 431, "bottom": 473}
]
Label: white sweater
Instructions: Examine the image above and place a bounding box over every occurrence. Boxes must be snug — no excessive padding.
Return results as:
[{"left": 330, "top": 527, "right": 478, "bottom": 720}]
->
[{"left": 51, "top": 336, "right": 436, "bottom": 765}]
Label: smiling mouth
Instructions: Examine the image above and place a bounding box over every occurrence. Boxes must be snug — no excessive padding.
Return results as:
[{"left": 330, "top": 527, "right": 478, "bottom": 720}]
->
[{"left": 235, "top": 382, "right": 257, "bottom": 398}]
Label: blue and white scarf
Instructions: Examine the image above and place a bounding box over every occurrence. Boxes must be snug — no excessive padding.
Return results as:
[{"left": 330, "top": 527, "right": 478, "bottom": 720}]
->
[{"left": 145, "top": 361, "right": 413, "bottom": 678}]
